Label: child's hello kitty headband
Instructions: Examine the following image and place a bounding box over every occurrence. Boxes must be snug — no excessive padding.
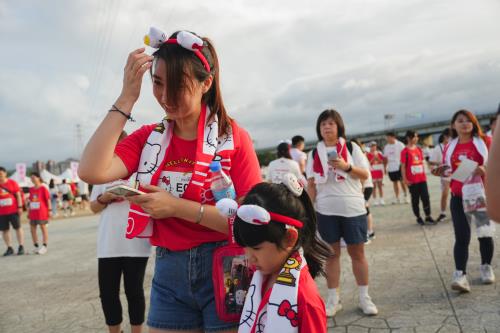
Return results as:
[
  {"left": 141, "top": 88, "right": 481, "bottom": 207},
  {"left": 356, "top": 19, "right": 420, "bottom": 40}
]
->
[
  {"left": 216, "top": 173, "right": 304, "bottom": 229},
  {"left": 144, "top": 27, "right": 211, "bottom": 72}
]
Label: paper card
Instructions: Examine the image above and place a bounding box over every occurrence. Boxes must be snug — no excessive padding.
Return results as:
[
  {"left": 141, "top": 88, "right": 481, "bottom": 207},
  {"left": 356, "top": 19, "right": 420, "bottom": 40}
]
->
[{"left": 451, "top": 158, "right": 478, "bottom": 182}]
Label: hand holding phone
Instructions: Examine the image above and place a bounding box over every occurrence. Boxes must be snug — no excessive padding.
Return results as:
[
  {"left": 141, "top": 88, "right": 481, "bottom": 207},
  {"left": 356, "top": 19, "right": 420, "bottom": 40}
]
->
[
  {"left": 105, "top": 184, "right": 145, "bottom": 197},
  {"left": 327, "top": 150, "right": 338, "bottom": 161}
]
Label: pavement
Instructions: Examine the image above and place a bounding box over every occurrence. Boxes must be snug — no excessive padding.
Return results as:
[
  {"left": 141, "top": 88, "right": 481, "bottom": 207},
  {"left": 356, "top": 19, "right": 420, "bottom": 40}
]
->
[{"left": 1, "top": 176, "right": 499, "bottom": 333}]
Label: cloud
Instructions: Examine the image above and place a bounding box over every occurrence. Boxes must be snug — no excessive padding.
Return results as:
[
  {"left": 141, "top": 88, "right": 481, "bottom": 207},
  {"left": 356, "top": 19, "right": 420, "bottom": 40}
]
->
[{"left": 1, "top": 0, "right": 500, "bottom": 168}]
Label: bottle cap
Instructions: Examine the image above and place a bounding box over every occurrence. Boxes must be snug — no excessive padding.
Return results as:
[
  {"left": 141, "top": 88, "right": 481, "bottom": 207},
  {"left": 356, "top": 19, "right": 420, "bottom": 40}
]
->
[{"left": 209, "top": 161, "right": 222, "bottom": 172}]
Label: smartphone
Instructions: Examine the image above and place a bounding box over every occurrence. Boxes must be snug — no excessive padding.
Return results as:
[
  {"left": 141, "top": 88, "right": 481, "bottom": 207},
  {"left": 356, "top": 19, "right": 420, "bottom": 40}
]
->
[
  {"left": 327, "top": 150, "right": 338, "bottom": 161},
  {"left": 106, "top": 184, "right": 145, "bottom": 197}
]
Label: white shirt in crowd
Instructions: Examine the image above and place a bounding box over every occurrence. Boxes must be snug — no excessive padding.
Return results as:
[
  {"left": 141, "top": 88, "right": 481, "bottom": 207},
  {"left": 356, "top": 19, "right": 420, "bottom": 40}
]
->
[
  {"left": 90, "top": 180, "right": 152, "bottom": 259},
  {"left": 77, "top": 181, "right": 89, "bottom": 195},
  {"left": 58, "top": 183, "right": 71, "bottom": 195},
  {"left": 383, "top": 140, "right": 405, "bottom": 172},
  {"left": 306, "top": 142, "right": 370, "bottom": 217},
  {"left": 429, "top": 143, "right": 446, "bottom": 165},
  {"left": 267, "top": 158, "right": 303, "bottom": 184},
  {"left": 290, "top": 148, "right": 307, "bottom": 167}
]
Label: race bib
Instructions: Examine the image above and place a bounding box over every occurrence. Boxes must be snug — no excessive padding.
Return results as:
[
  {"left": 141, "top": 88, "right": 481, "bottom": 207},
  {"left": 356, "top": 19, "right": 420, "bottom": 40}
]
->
[
  {"left": 158, "top": 171, "right": 193, "bottom": 198},
  {"left": 372, "top": 164, "right": 384, "bottom": 171},
  {"left": 0, "top": 198, "right": 13, "bottom": 207},
  {"left": 411, "top": 165, "right": 424, "bottom": 175},
  {"left": 30, "top": 202, "right": 41, "bottom": 210}
]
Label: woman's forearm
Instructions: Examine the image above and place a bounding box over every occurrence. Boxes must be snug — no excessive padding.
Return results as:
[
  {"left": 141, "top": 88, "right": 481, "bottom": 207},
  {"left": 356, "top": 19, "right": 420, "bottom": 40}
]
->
[
  {"left": 79, "top": 98, "right": 132, "bottom": 184},
  {"left": 174, "top": 199, "right": 229, "bottom": 234},
  {"left": 349, "top": 166, "right": 369, "bottom": 181}
]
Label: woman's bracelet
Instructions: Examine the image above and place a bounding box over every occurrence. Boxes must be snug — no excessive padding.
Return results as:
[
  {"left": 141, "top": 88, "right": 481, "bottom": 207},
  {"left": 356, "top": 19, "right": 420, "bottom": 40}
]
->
[
  {"left": 195, "top": 204, "right": 204, "bottom": 224},
  {"left": 96, "top": 194, "right": 108, "bottom": 207},
  {"left": 109, "top": 104, "right": 135, "bottom": 122}
]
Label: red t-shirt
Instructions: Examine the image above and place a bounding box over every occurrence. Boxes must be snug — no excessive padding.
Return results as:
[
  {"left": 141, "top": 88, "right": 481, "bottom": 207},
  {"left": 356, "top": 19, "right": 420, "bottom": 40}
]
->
[
  {"left": 0, "top": 179, "right": 21, "bottom": 215},
  {"left": 257, "top": 265, "right": 326, "bottom": 332},
  {"left": 28, "top": 186, "right": 51, "bottom": 221},
  {"left": 115, "top": 121, "right": 262, "bottom": 250},
  {"left": 400, "top": 147, "right": 427, "bottom": 184},
  {"left": 366, "top": 151, "right": 384, "bottom": 180},
  {"left": 450, "top": 141, "right": 484, "bottom": 197}
]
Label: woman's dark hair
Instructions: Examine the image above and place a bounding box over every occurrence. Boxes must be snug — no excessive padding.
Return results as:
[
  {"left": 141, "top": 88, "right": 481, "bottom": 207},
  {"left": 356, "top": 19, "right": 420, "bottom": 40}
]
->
[
  {"left": 277, "top": 142, "right": 291, "bottom": 159},
  {"left": 450, "top": 109, "right": 485, "bottom": 141},
  {"left": 49, "top": 178, "right": 55, "bottom": 188},
  {"left": 438, "top": 128, "right": 451, "bottom": 144},
  {"left": 233, "top": 182, "right": 332, "bottom": 278},
  {"left": 405, "top": 130, "right": 417, "bottom": 144},
  {"left": 31, "top": 172, "right": 41, "bottom": 179},
  {"left": 291, "top": 135, "right": 305, "bottom": 147},
  {"left": 316, "top": 109, "right": 345, "bottom": 141},
  {"left": 151, "top": 31, "right": 231, "bottom": 136}
]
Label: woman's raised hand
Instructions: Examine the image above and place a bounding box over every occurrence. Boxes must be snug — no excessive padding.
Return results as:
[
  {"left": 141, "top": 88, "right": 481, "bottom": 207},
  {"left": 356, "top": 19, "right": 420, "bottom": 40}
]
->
[{"left": 118, "top": 48, "right": 154, "bottom": 107}]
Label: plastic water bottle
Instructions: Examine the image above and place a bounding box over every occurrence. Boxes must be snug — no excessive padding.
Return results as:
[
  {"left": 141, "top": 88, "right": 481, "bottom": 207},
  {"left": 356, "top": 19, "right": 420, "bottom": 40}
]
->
[{"left": 210, "top": 161, "right": 236, "bottom": 202}]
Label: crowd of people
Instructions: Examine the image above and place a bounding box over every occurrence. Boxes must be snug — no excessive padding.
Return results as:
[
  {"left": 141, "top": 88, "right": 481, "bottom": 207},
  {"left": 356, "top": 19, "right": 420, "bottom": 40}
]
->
[
  {"left": 2, "top": 26, "right": 500, "bottom": 333},
  {"left": 0, "top": 171, "right": 91, "bottom": 256}
]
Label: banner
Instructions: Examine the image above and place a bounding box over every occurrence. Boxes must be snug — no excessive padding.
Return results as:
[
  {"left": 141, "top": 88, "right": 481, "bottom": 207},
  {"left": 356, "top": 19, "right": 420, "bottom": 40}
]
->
[
  {"left": 70, "top": 161, "right": 79, "bottom": 181},
  {"left": 15, "top": 163, "right": 27, "bottom": 183}
]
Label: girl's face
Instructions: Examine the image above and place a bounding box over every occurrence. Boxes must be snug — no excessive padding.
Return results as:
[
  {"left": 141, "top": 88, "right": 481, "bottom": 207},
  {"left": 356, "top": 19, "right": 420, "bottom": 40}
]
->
[
  {"left": 320, "top": 117, "right": 338, "bottom": 141},
  {"left": 243, "top": 229, "right": 298, "bottom": 276},
  {"left": 152, "top": 59, "right": 211, "bottom": 122},
  {"left": 370, "top": 145, "right": 377, "bottom": 152},
  {"left": 408, "top": 134, "right": 418, "bottom": 145},
  {"left": 453, "top": 114, "right": 474, "bottom": 137},
  {"left": 244, "top": 241, "right": 291, "bottom": 276}
]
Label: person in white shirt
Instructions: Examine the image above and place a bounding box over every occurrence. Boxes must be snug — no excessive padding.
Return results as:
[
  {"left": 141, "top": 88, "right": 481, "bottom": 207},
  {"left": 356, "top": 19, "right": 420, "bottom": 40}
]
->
[
  {"left": 306, "top": 109, "right": 378, "bottom": 317},
  {"left": 90, "top": 131, "right": 151, "bottom": 333},
  {"left": 383, "top": 132, "right": 409, "bottom": 204},
  {"left": 428, "top": 128, "right": 451, "bottom": 222},
  {"left": 77, "top": 180, "right": 90, "bottom": 210},
  {"left": 267, "top": 142, "right": 304, "bottom": 184},
  {"left": 290, "top": 135, "right": 307, "bottom": 175}
]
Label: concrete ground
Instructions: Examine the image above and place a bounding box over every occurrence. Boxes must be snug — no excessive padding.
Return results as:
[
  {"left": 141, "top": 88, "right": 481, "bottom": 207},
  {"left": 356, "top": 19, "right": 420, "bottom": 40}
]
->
[{"left": 0, "top": 176, "right": 499, "bottom": 333}]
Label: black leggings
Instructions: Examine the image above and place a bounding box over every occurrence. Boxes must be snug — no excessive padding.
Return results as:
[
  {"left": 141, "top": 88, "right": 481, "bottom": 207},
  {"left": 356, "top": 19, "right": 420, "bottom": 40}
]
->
[
  {"left": 450, "top": 196, "right": 494, "bottom": 273},
  {"left": 408, "top": 182, "right": 431, "bottom": 218},
  {"left": 98, "top": 257, "right": 149, "bottom": 326}
]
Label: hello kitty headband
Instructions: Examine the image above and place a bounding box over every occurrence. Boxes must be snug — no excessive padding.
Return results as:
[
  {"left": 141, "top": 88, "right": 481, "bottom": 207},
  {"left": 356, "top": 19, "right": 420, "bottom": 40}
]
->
[
  {"left": 216, "top": 173, "right": 304, "bottom": 229},
  {"left": 144, "top": 27, "right": 211, "bottom": 72}
]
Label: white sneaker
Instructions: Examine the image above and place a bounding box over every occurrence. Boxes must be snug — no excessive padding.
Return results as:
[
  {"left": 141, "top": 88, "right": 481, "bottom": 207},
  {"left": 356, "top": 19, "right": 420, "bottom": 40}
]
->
[
  {"left": 325, "top": 299, "right": 343, "bottom": 317},
  {"left": 379, "top": 199, "right": 385, "bottom": 206},
  {"left": 451, "top": 270, "right": 470, "bottom": 292},
  {"left": 404, "top": 196, "right": 410, "bottom": 204},
  {"left": 37, "top": 245, "right": 48, "bottom": 255},
  {"left": 31, "top": 247, "right": 39, "bottom": 254},
  {"left": 373, "top": 199, "right": 380, "bottom": 206},
  {"left": 359, "top": 295, "right": 378, "bottom": 315},
  {"left": 480, "top": 264, "right": 495, "bottom": 284},
  {"left": 391, "top": 198, "right": 399, "bottom": 205}
]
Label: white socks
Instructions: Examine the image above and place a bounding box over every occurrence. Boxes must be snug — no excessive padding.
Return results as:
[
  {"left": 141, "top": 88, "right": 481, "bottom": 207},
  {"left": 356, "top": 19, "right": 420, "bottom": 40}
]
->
[
  {"left": 327, "top": 288, "right": 339, "bottom": 305},
  {"left": 359, "top": 285, "right": 369, "bottom": 300}
]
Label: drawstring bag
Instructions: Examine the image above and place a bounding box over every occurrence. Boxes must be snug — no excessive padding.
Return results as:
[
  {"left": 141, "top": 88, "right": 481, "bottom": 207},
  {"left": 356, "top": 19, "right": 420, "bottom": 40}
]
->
[
  {"left": 212, "top": 217, "right": 254, "bottom": 322},
  {"left": 462, "top": 175, "right": 495, "bottom": 238}
]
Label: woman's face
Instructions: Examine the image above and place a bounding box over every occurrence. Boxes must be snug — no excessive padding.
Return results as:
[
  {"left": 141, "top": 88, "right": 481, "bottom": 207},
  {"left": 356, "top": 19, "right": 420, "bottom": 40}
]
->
[
  {"left": 320, "top": 117, "right": 339, "bottom": 141},
  {"left": 453, "top": 114, "right": 474, "bottom": 137},
  {"left": 152, "top": 58, "right": 211, "bottom": 121}
]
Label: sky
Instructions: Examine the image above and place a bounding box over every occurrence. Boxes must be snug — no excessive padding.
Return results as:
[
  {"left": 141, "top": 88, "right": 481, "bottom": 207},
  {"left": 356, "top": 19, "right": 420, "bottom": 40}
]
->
[{"left": 1, "top": 0, "right": 500, "bottom": 168}]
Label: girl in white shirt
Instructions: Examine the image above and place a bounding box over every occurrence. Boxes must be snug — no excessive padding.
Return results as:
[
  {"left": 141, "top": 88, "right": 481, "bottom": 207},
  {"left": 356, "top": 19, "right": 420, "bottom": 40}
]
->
[{"left": 267, "top": 142, "right": 304, "bottom": 184}]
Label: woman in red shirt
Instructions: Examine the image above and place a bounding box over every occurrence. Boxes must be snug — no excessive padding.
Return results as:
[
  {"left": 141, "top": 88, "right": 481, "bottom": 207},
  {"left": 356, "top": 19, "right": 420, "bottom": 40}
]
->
[
  {"left": 79, "top": 28, "right": 261, "bottom": 333},
  {"left": 366, "top": 142, "right": 385, "bottom": 206},
  {"left": 28, "top": 172, "right": 51, "bottom": 254},
  {"left": 443, "top": 110, "right": 495, "bottom": 293},
  {"left": 400, "top": 130, "right": 435, "bottom": 225}
]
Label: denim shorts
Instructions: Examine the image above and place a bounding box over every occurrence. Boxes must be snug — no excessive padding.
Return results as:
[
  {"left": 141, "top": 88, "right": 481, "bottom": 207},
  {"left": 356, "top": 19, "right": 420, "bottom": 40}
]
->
[
  {"left": 147, "top": 241, "right": 238, "bottom": 332},
  {"left": 316, "top": 212, "right": 367, "bottom": 245}
]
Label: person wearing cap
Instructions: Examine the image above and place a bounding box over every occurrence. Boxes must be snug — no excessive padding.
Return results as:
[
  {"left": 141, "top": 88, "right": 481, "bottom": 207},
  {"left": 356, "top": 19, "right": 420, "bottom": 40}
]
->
[
  {"left": 267, "top": 142, "right": 304, "bottom": 184},
  {"left": 79, "top": 28, "right": 261, "bottom": 332}
]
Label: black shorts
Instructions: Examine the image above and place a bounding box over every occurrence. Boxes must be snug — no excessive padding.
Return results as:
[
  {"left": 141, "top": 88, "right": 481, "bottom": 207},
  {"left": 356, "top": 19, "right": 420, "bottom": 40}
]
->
[
  {"left": 388, "top": 170, "right": 402, "bottom": 182},
  {"left": 363, "top": 187, "right": 374, "bottom": 201},
  {"left": 62, "top": 194, "right": 70, "bottom": 201},
  {"left": 0, "top": 213, "right": 20, "bottom": 231},
  {"left": 81, "top": 194, "right": 89, "bottom": 201}
]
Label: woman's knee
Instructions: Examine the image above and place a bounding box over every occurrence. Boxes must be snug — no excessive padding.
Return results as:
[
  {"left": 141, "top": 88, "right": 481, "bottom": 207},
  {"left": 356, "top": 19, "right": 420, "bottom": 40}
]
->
[{"left": 347, "top": 244, "right": 366, "bottom": 261}]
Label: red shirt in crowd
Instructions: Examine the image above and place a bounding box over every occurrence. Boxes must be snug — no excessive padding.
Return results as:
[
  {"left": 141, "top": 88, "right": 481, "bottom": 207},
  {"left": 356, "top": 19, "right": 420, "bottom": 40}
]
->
[
  {"left": 400, "top": 146, "right": 427, "bottom": 184},
  {"left": 115, "top": 122, "right": 262, "bottom": 251},
  {"left": 28, "top": 186, "right": 51, "bottom": 221},
  {"left": 366, "top": 151, "right": 384, "bottom": 180},
  {"left": 450, "top": 140, "right": 485, "bottom": 197},
  {"left": 0, "top": 179, "right": 21, "bottom": 215}
]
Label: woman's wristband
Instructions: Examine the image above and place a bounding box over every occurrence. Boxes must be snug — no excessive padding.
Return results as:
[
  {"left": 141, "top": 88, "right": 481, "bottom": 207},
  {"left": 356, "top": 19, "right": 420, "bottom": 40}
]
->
[
  {"left": 345, "top": 164, "right": 353, "bottom": 173},
  {"left": 195, "top": 204, "right": 204, "bottom": 224},
  {"left": 109, "top": 104, "right": 135, "bottom": 122}
]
